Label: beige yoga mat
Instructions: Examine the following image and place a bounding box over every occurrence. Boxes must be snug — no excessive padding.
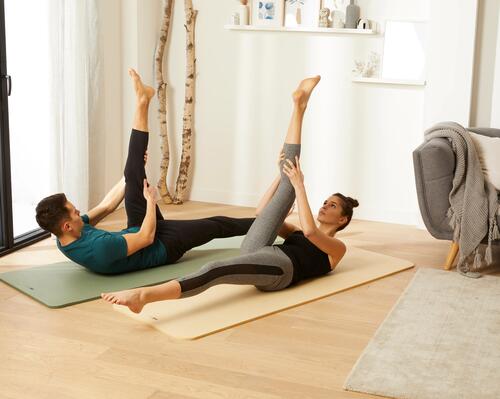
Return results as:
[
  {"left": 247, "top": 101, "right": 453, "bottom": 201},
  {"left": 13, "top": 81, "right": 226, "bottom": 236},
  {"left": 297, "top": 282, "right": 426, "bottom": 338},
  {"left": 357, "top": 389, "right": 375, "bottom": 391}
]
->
[{"left": 113, "top": 247, "right": 414, "bottom": 340}]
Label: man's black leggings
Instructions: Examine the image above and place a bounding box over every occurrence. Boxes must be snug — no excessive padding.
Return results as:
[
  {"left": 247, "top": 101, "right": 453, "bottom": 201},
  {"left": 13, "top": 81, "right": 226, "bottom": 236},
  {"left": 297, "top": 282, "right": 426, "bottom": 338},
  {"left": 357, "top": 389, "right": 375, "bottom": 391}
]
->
[
  {"left": 123, "top": 129, "right": 255, "bottom": 264},
  {"left": 124, "top": 129, "right": 165, "bottom": 226}
]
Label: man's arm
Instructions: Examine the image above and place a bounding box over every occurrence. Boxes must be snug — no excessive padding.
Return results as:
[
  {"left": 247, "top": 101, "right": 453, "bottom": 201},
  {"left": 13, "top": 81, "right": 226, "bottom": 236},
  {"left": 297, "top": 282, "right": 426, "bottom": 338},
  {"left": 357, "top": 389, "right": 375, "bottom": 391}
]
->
[
  {"left": 255, "top": 175, "right": 280, "bottom": 216},
  {"left": 87, "top": 177, "right": 125, "bottom": 226},
  {"left": 122, "top": 179, "right": 158, "bottom": 256},
  {"left": 255, "top": 151, "right": 285, "bottom": 215},
  {"left": 88, "top": 152, "right": 148, "bottom": 226}
]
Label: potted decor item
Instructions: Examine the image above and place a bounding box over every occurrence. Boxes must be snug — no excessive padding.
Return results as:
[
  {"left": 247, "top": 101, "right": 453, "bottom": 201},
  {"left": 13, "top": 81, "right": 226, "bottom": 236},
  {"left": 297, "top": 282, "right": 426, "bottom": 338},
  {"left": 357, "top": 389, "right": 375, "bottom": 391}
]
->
[
  {"left": 231, "top": 12, "right": 240, "bottom": 25},
  {"left": 345, "top": 0, "right": 360, "bottom": 28},
  {"left": 352, "top": 52, "right": 381, "bottom": 78}
]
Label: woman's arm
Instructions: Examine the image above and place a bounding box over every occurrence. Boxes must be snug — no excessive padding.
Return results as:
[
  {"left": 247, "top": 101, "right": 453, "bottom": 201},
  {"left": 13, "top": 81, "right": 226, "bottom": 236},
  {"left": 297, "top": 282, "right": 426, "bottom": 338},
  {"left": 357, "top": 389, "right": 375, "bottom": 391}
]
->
[
  {"left": 283, "top": 157, "right": 346, "bottom": 266},
  {"left": 293, "top": 183, "right": 319, "bottom": 237},
  {"left": 294, "top": 182, "right": 346, "bottom": 267}
]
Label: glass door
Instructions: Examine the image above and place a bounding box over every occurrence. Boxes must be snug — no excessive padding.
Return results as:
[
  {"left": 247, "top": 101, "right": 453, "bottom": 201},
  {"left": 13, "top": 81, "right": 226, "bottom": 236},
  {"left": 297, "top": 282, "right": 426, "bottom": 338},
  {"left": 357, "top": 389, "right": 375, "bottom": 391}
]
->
[{"left": 0, "top": 0, "right": 51, "bottom": 256}]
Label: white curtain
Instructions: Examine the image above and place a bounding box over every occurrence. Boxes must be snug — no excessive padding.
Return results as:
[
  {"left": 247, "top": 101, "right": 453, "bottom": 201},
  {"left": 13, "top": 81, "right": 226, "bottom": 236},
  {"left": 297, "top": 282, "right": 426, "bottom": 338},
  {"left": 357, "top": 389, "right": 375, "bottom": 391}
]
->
[{"left": 48, "top": 0, "right": 100, "bottom": 211}]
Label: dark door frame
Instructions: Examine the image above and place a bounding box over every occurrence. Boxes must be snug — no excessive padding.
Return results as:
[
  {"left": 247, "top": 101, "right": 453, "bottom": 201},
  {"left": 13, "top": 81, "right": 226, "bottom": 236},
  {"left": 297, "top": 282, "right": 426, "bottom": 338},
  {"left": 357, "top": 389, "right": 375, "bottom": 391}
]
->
[{"left": 0, "top": 0, "right": 49, "bottom": 257}]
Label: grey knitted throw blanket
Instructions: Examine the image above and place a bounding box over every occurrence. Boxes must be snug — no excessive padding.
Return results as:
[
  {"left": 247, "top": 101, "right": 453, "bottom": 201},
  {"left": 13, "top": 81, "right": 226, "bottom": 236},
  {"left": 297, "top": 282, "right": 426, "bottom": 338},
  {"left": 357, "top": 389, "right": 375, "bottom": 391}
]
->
[{"left": 424, "top": 122, "right": 500, "bottom": 277}]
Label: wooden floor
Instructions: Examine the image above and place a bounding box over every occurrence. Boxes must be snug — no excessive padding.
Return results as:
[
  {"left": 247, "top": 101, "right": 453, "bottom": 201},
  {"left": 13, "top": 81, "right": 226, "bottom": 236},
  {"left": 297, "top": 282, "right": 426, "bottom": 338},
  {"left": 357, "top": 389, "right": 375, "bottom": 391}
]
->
[{"left": 0, "top": 201, "right": 494, "bottom": 399}]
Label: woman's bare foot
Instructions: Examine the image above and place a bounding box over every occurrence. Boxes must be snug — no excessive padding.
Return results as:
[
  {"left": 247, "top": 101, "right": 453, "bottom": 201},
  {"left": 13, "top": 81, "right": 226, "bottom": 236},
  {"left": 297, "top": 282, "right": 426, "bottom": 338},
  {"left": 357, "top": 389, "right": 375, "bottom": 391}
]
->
[
  {"left": 292, "top": 75, "right": 321, "bottom": 110},
  {"left": 128, "top": 68, "right": 155, "bottom": 104},
  {"left": 101, "top": 288, "right": 146, "bottom": 314}
]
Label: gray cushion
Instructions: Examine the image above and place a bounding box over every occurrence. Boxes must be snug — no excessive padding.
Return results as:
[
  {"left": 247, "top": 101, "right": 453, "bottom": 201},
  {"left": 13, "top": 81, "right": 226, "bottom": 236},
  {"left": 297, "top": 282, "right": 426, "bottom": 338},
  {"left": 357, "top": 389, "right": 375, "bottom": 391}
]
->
[
  {"left": 413, "top": 138, "right": 455, "bottom": 239},
  {"left": 468, "top": 127, "right": 500, "bottom": 138},
  {"left": 413, "top": 127, "right": 500, "bottom": 243}
]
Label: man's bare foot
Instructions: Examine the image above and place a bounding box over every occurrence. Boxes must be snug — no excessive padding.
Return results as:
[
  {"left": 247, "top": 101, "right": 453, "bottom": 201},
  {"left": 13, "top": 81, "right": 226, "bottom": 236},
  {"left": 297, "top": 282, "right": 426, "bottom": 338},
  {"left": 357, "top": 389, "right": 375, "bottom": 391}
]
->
[
  {"left": 292, "top": 75, "right": 321, "bottom": 110},
  {"left": 128, "top": 68, "right": 155, "bottom": 104},
  {"left": 101, "top": 288, "right": 146, "bottom": 314}
]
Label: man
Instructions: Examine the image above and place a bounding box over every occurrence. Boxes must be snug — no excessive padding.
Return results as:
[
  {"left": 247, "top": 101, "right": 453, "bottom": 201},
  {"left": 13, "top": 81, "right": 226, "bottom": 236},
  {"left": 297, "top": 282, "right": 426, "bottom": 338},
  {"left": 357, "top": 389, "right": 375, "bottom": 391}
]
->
[{"left": 35, "top": 69, "right": 254, "bottom": 274}]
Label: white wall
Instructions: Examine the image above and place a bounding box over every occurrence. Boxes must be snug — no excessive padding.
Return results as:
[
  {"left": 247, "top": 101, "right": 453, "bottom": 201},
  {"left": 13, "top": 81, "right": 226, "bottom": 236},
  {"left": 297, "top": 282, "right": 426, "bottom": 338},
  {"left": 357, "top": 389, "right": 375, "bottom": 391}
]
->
[
  {"left": 471, "top": 0, "right": 500, "bottom": 127},
  {"left": 89, "top": 0, "right": 123, "bottom": 207},
  {"left": 424, "top": 0, "right": 478, "bottom": 128},
  {"left": 120, "top": 0, "right": 162, "bottom": 185},
  {"left": 117, "top": 0, "right": 429, "bottom": 225},
  {"left": 92, "top": 0, "right": 482, "bottom": 226},
  {"left": 489, "top": 3, "right": 500, "bottom": 127}
]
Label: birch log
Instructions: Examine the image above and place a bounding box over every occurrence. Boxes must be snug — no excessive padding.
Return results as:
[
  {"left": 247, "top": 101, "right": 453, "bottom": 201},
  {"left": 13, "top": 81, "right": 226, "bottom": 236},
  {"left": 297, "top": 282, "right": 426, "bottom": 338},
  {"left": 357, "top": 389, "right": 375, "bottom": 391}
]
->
[
  {"left": 155, "top": 0, "right": 174, "bottom": 204},
  {"left": 173, "top": 0, "right": 198, "bottom": 204}
]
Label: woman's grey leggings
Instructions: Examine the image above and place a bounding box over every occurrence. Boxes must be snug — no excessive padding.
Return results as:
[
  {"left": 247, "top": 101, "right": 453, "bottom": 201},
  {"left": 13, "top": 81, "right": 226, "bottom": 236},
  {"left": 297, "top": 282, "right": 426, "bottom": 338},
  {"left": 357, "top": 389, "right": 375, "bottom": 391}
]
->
[{"left": 177, "top": 143, "right": 301, "bottom": 298}]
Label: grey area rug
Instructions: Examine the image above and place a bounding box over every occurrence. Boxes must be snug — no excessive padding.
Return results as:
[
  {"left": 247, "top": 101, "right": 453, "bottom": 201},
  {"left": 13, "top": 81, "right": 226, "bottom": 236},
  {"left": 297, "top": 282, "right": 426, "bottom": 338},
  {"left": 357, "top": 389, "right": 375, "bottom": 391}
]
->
[{"left": 344, "top": 267, "right": 500, "bottom": 399}]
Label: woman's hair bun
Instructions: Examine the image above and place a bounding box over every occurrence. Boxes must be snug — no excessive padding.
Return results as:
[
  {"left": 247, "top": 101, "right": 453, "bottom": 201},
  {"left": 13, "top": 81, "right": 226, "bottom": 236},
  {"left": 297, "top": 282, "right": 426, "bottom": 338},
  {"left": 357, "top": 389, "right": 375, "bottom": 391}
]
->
[{"left": 347, "top": 197, "right": 359, "bottom": 208}]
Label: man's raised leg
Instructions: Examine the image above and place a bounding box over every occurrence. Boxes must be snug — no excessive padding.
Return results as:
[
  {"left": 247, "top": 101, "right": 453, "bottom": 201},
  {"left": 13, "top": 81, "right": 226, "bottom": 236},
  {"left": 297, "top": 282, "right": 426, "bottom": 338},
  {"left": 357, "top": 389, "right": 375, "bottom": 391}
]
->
[{"left": 124, "top": 69, "right": 164, "bottom": 228}]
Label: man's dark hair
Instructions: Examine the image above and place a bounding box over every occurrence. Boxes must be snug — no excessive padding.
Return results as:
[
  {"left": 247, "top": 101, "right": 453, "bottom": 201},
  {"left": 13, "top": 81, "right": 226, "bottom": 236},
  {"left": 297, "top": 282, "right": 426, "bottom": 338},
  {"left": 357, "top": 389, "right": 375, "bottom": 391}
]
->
[{"left": 35, "top": 193, "right": 70, "bottom": 236}]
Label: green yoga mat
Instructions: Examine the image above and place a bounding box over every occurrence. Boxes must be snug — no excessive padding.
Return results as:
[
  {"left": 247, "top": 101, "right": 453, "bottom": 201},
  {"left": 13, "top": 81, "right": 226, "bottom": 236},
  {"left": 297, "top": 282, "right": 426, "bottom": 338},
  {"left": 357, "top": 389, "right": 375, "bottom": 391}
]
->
[{"left": 0, "top": 236, "right": 263, "bottom": 308}]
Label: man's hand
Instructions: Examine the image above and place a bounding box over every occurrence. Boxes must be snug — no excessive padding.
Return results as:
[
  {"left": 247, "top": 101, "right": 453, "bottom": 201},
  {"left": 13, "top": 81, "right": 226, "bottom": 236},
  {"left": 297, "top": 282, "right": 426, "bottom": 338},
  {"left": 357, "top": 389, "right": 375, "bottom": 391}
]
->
[
  {"left": 143, "top": 179, "right": 158, "bottom": 203},
  {"left": 144, "top": 151, "right": 148, "bottom": 165}
]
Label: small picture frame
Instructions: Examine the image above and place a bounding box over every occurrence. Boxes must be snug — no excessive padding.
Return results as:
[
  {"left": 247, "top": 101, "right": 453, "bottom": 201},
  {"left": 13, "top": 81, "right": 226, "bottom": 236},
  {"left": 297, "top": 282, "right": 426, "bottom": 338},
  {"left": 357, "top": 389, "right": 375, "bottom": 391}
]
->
[
  {"left": 381, "top": 21, "right": 427, "bottom": 81},
  {"left": 284, "top": 0, "right": 321, "bottom": 27},
  {"left": 252, "top": 0, "right": 285, "bottom": 27}
]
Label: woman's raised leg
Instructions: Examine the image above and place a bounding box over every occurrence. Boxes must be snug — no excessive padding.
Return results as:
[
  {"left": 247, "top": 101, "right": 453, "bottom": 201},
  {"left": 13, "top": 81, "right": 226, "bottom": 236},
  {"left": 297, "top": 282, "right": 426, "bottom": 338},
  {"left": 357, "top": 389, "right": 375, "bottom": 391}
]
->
[{"left": 240, "top": 76, "right": 321, "bottom": 253}]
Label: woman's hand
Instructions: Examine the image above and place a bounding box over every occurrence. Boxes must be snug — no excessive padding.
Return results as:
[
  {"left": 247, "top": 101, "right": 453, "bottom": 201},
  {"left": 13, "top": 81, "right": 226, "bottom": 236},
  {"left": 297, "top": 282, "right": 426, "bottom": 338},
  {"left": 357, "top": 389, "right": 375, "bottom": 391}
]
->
[
  {"left": 144, "top": 151, "right": 148, "bottom": 166},
  {"left": 143, "top": 179, "right": 158, "bottom": 203},
  {"left": 282, "top": 156, "right": 304, "bottom": 189}
]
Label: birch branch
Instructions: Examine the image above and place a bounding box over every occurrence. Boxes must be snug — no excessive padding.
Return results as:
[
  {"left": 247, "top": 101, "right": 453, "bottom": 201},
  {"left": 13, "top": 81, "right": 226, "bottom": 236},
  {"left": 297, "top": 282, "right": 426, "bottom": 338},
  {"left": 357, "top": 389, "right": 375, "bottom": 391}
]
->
[
  {"left": 155, "top": 0, "right": 174, "bottom": 204},
  {"left": 173, "top": 0, "right": 197, "bottom": 204}
]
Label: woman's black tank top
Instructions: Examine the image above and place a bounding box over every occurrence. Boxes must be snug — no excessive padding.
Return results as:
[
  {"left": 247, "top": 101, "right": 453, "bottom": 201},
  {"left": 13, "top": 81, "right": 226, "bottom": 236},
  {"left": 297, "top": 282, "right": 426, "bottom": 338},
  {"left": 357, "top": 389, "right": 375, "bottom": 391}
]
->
[{"left": 275, "top": 231, "right": 332, "bottom": 285}]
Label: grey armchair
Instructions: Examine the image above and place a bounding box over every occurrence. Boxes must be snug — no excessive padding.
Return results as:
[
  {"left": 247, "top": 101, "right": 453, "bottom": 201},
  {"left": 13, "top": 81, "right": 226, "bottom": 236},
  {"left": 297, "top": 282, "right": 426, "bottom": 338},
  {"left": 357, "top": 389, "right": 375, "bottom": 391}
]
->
[{"left": 413, "top": 127, "right": 500, "bottom": 269}]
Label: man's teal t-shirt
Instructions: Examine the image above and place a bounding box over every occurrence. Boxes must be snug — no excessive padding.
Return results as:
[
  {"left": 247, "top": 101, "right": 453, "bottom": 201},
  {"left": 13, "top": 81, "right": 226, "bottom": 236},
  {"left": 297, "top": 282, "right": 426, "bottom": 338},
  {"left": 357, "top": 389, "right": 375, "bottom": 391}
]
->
[{"left": 56, "top": 214, "right": 168, "bottom": 274}]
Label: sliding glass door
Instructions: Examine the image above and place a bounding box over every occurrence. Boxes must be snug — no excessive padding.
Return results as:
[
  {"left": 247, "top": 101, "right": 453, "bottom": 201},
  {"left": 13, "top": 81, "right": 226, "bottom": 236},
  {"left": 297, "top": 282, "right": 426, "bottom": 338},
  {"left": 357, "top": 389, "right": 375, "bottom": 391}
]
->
[
  {"left": 0, "top": 0, "right": 51, "bottom": 256},
  {"left": 0, "top": 0, "right": 14, "bottom": 255}
]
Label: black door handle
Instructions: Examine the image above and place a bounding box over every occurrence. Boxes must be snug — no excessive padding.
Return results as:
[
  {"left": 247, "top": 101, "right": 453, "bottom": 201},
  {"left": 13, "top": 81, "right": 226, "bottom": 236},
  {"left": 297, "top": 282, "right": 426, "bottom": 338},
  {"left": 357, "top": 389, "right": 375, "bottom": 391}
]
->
[{"left": 2, "top": 75, "right": 11, "bottom": 96}]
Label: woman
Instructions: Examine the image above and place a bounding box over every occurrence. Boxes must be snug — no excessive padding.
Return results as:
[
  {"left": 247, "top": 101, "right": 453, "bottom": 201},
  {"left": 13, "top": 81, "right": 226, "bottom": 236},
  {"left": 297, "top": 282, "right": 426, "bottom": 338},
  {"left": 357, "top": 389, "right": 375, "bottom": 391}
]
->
[{"left": 102, "top": 75, "right": 359, "bottom": 313}]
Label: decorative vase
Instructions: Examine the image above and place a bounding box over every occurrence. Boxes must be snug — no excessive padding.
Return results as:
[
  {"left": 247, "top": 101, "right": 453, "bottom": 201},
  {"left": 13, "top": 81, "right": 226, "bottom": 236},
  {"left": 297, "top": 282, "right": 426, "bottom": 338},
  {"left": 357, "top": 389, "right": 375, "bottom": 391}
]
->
[
  {"left": 331, "top": 10, "right": 344, "bottom": 28},
  {"left": 296, "top": 7, "right": 302, "bottom": 25},
  {"left": 238, "top": 4, "right": 249, "bottom": 25},
  {"left": 345, "top": 0, "right": 360, "bottom": 29}
]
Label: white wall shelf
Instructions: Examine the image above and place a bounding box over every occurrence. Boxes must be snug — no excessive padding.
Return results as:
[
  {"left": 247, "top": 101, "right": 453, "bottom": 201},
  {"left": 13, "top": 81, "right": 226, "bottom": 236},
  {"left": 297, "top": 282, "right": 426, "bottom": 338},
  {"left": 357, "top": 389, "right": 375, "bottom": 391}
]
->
[
  {"left": 352, "top": 77, "right": 426, "bottom": 86},
  {"left": 224, "top": 24, "right": 377, "bottom": 35}
]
